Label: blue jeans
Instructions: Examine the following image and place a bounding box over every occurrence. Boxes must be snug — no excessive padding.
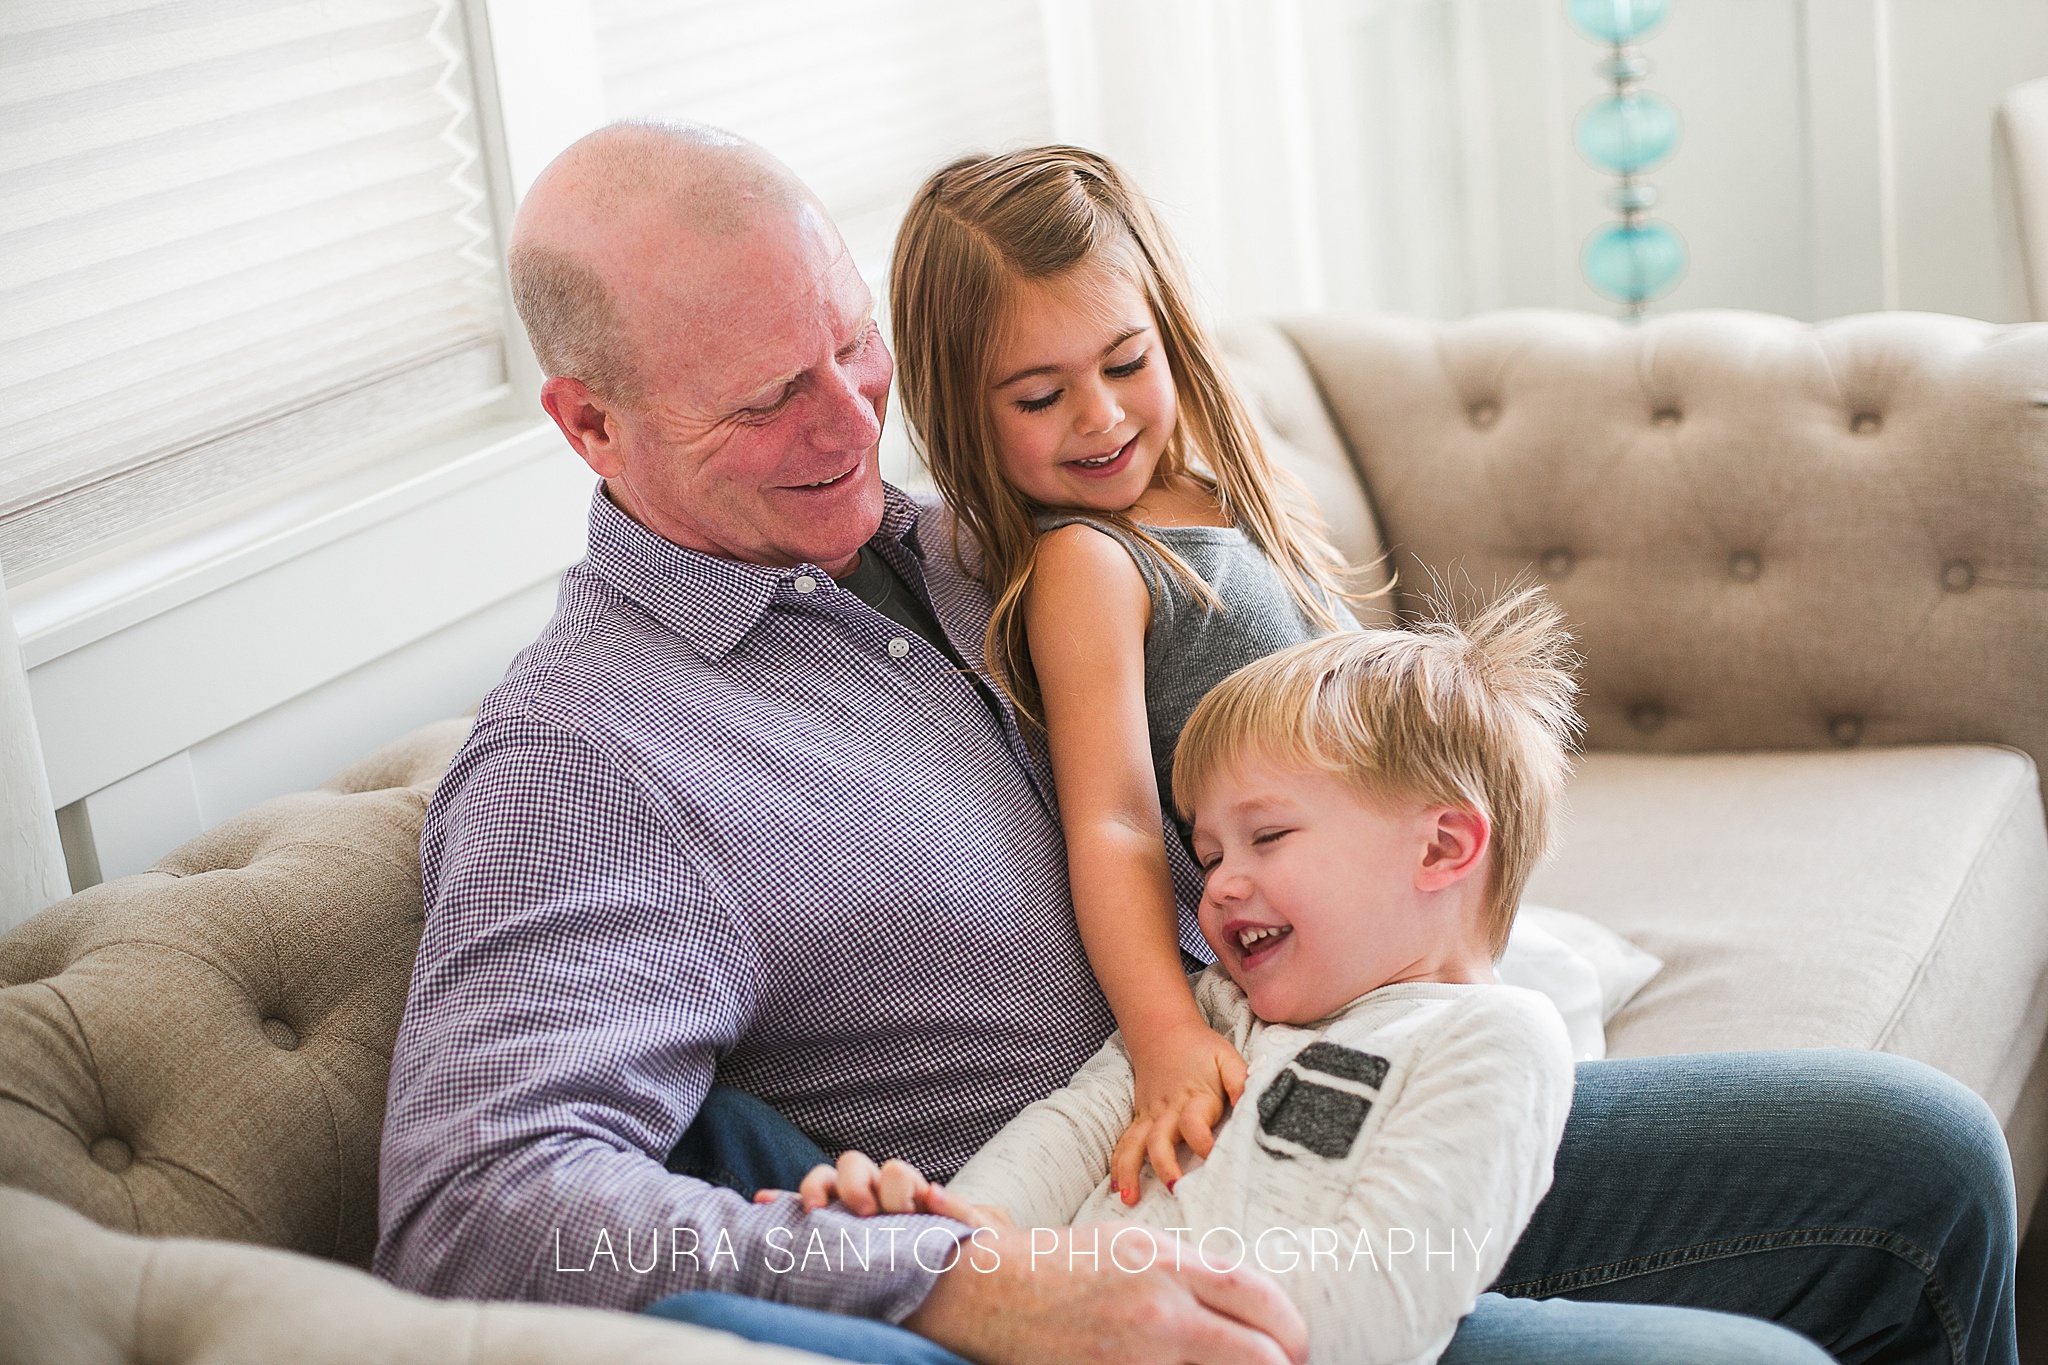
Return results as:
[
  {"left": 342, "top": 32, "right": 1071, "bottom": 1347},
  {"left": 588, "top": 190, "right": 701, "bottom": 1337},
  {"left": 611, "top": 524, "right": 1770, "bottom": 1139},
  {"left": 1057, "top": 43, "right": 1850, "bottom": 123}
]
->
[{"left": 649, "top": 1051, "right": 2019, "bottom": 1365}]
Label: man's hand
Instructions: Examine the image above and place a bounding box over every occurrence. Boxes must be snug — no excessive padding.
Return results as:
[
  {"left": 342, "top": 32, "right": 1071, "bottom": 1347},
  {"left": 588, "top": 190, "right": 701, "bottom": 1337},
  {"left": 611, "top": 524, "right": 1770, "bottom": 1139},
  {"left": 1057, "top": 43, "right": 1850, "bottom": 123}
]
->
[
  {"left": 904, "top": 1220, "right": 1309, "bottom": 1365},
  {"left": 1115, "top": 1024, "right": 1250, "bottom": 1202}
]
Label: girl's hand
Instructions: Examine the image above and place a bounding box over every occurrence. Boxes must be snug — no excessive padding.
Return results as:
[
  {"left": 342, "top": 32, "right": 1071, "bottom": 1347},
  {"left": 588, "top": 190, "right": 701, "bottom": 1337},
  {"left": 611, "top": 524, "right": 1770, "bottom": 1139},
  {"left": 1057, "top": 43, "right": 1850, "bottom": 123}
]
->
[
  {"left": 755, "top": 1151, "right": 1013, "bottom": 1228},
  {"left": 756, "top": 1149, "right": 932, "bottom": 1215},
  {"left": 1113, "top": 1026, "right": 1250, "bottom": 1204}
]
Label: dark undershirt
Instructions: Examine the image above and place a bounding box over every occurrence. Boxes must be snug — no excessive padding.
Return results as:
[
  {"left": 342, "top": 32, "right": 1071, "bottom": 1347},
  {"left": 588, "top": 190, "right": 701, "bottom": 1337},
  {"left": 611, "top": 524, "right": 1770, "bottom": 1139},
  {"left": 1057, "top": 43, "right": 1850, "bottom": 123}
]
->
[{"left": 840, "top": 545, "right": 1009, "bottom": 724}]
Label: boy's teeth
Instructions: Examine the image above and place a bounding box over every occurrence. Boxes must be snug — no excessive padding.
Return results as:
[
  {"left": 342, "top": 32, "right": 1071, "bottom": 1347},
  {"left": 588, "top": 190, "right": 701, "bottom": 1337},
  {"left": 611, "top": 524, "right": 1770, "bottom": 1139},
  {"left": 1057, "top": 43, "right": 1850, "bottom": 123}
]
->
[{"left": 1237, "top": 925, "right": 1290, "bottom": 952}]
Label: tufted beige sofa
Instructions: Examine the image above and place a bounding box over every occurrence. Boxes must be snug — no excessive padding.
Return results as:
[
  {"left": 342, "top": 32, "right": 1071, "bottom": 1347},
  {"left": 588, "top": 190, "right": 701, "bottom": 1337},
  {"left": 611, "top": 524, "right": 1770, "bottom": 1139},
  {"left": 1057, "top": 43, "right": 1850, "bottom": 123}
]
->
[{"left": 3, "top": 307, "right": 2047, "bottom": 1354}]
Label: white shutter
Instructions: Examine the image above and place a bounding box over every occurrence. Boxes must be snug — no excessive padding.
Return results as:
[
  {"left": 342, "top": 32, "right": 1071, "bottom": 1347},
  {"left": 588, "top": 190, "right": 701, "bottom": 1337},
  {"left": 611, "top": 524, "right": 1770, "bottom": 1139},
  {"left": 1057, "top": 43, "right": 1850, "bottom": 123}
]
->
[
  {"left": 592, "top": 0, "right": 1055, "bottom": 272},
  {"left": 0, "top": 0, "right": 506, "bottom": 578}
]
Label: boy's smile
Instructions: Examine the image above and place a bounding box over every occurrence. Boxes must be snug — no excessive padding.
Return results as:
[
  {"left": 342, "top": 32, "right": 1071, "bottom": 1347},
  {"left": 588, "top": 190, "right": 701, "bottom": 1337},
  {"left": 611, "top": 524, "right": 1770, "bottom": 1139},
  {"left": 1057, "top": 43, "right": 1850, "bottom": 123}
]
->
[{"left": 1189, "top": 760, "right": 1498, "bottom": 1025}]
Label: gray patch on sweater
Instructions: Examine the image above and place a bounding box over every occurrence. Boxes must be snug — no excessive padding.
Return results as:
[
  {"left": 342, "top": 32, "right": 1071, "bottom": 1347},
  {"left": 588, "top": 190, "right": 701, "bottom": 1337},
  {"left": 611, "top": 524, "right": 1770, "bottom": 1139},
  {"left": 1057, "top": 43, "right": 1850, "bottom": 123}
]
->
[
  {"left": 1292, "top": 1042, "right": 1390, "bottom": 1088},
  {"left": 1257, "top": 1070, "right": 1371, "bottom": 1159}
]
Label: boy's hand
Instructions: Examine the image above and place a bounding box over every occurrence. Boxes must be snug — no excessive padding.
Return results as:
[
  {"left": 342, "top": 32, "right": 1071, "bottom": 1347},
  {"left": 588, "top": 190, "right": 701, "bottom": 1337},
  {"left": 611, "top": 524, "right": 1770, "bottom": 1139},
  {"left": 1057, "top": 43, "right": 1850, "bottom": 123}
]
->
[
  {"left": 1114, "top": 1024, "right": 1249, "bottom": 1204},
  {"left": 754, "top": 1151, "right": 1013, "bottom": 1228}
]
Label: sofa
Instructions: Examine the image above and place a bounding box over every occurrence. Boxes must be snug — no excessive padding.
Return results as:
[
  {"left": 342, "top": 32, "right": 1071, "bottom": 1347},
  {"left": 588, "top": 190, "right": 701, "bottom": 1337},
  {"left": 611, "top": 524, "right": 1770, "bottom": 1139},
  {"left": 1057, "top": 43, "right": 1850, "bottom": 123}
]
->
[{"left": 3, "top": 307, "right": 2046, "bottom": 1356}]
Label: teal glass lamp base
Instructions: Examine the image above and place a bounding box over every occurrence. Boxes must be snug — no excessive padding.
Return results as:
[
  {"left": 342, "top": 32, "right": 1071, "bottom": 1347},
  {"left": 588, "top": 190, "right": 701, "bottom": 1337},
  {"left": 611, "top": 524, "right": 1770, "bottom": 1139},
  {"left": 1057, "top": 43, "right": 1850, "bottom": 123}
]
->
[{"left": 1582, "top": 220, "right": 1687, "bottom": 309}]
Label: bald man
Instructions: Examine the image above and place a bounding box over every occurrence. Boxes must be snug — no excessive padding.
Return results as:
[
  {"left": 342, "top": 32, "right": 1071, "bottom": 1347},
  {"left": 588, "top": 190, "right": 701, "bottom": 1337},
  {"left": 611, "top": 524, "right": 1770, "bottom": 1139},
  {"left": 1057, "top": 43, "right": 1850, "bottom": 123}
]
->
[{"left": 375, "top": 123, "right": 2018, "bottom": 1365}]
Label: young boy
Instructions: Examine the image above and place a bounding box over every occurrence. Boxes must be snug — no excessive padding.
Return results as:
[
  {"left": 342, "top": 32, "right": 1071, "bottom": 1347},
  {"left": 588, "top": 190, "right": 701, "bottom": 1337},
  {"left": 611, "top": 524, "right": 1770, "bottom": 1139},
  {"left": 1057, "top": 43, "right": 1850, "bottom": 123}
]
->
[{"left": 806, "top": 591, "right": 1582, "bottom": 1365}]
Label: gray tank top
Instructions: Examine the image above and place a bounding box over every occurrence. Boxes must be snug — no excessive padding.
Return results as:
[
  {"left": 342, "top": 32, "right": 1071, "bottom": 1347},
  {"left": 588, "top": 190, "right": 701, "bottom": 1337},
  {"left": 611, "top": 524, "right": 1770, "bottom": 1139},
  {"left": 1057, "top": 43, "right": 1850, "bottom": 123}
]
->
[{"left": 1040, "top": 516, "right": 1351, "bottom": 840}]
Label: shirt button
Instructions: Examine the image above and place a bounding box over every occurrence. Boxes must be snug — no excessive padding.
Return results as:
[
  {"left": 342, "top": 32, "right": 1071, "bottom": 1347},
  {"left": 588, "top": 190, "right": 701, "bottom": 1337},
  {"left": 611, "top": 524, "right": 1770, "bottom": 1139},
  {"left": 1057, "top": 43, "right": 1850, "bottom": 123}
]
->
[
  {"left": 887, "top": 638, "right": 911, "bottom": 658},
  {"left": 793, "top": 575, "right": 817, "bottom": 594}
]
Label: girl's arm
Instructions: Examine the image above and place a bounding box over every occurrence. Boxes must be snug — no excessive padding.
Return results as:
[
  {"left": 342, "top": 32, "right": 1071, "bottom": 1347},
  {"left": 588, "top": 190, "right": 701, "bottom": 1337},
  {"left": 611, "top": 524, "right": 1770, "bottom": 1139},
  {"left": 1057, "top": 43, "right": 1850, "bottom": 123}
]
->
[{"left": 1025, "top": 523, "right": 1248, "bottom": 1201}]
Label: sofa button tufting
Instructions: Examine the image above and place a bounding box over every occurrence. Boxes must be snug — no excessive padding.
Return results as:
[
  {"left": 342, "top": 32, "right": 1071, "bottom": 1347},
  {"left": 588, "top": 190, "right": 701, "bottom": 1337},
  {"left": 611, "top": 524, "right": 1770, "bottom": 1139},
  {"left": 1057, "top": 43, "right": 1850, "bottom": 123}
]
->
[
  {"left": 90, "top": 1137, "right": 133, "bottom": 1172},
  {"left": 1468, "top": 401, "right": 1499, "bottom": 429},
  {"left": 1652, "top": 408, "right": 1682, "bottom": 428},
  {"left": 1942, "top": 561, "right": 1975, "bottom": 592},
  {"left": 260, "top": 1017, "right": 300, "bottom": 1051},
  {"left": 1628, "top": 703, "right": 1666, "bottom": 734},
  {"left": 1829, "top": 716, "right": 1864, "bottom": 746},
  {"left": 1851, "top": 413, "right": 1882, "bottom": 434},
  {"left": 1728, "top": 551, "right": 1761, "bottom": 583},
  {"left": 1539, "top": 548, "right": 1575, "bottom": 578}
]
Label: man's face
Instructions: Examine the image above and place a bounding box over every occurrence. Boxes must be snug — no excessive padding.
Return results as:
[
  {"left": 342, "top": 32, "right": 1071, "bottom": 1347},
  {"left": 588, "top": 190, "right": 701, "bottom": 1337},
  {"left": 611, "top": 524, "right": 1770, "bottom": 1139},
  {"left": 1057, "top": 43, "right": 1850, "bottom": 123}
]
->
[{"left": 585, "top": 202, "right": 892, "bottom": 576}]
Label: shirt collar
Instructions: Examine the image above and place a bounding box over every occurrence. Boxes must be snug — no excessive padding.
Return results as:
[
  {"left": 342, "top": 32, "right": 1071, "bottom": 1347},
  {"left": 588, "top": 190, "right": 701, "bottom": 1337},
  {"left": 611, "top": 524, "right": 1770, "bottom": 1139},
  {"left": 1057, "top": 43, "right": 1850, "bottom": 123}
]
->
[{"left": 584, "top": 481, "right": 928, "bottom": 663}]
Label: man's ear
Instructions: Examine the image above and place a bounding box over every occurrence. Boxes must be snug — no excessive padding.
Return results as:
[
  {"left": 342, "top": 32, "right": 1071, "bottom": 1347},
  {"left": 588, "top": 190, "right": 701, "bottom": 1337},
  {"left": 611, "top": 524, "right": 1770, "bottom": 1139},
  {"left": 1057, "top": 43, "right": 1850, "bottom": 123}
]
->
[
  {"left": 1416, "top": 807, "right": 1490, "bottom": 893},
  {"left": 541, "top": 376, "right": 626, "bottom": 478}
]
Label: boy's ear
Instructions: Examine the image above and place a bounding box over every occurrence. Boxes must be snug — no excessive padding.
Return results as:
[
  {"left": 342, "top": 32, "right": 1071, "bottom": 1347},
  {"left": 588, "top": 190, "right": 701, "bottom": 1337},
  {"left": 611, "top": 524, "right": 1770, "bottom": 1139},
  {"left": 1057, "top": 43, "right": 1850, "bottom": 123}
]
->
[{"left": 1416, "top": 807, "right": 1490, "bottom": 893}]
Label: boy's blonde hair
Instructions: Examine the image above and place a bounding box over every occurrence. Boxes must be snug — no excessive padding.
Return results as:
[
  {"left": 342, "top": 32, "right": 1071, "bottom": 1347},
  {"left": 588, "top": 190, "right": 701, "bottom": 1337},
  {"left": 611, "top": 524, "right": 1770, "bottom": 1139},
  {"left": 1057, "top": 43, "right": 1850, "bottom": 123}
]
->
[
  {"left": 1172, "top": 588, "right": 1582, "bottom": 956},
  {"left": 889, "top": 145, "right": 1358, "bottom": 722}
]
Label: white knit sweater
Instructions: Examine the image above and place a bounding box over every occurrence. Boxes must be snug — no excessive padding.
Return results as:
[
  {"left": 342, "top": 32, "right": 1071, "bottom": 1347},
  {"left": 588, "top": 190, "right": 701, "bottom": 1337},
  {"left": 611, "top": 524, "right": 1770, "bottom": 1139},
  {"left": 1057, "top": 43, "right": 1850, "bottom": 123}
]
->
[{"left": 948, "top": 969, "right": 1574, "bottom": 1365}]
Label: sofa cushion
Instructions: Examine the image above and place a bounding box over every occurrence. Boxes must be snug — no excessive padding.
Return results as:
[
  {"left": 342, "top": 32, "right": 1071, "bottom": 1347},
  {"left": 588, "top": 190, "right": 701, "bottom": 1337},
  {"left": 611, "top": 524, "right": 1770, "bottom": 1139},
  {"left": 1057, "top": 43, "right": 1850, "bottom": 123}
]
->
[
  {"left": 1527, "top": 744, "right": 2048, "bottom": 1207},
  {"left": 0, "top": 1185, "right": 825, "bottom": 1365},
  {"left": 0, "top": 718, "right": 470, "bottom": 1267}
]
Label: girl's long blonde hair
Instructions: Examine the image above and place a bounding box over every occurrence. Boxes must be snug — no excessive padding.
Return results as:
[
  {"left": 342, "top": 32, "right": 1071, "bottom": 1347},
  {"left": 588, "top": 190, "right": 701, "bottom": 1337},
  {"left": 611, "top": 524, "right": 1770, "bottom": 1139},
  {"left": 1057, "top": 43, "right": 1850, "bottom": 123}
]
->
[{"left": 890, "top": 145, "right": 1360, "bottom": 721}]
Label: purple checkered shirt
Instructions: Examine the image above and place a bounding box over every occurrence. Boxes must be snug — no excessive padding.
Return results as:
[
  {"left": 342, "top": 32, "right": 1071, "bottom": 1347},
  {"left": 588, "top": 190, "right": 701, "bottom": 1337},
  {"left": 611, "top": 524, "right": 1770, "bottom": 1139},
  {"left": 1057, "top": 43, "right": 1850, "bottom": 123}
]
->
[{"left": 375, "top": 483, "right": 1208, "bottom": 1319}]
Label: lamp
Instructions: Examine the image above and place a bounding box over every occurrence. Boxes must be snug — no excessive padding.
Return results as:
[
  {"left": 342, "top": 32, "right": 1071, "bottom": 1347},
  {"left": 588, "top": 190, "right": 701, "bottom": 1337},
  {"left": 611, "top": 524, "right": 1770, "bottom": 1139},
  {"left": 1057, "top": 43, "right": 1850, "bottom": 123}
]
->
[{"left": 1570, "top": 0, "right": 1686, "bottom": 315}]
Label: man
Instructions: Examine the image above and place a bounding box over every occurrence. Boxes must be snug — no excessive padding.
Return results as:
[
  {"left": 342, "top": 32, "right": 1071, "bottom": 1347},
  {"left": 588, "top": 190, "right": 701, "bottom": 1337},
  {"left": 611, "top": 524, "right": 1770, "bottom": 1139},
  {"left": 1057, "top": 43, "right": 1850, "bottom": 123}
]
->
[{"left": 376, "top": 122, "right": 2017, "bottom": 1365}]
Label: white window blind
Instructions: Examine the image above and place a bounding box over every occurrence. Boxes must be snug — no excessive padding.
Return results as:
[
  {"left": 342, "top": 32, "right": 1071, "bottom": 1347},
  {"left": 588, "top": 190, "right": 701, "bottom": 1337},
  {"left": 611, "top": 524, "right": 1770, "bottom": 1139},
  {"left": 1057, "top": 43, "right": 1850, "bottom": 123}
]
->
[
  {"left": 592, "top": 0, "right": 1055, "bottom": 275},
  {"left": 0, "top": 0, "right": 507, "bottom": 579}
]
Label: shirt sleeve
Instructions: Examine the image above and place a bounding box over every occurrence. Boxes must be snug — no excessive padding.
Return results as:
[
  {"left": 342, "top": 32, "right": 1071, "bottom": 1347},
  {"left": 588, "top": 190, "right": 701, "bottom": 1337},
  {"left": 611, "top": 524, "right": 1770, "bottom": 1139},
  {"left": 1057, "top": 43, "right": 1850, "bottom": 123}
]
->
[
  {"left": 373, "top": 713, "right": 966, "bottom": 1319},
  {"left": 1259, "top": 990, "right": 1575, "bottom": 1365},
  {"left": 945, "top": 1034, "right": 1135, "bottom": 1227}
]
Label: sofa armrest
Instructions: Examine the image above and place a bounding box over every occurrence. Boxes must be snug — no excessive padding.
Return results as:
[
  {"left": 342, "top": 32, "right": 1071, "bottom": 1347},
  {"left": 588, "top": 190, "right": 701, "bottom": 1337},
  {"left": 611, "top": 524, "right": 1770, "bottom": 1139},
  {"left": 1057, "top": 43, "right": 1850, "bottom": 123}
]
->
[
  {"left": 0, "top": 717, "right": 472, "bottom": 1264},
  {"left": 1277, "top": 309, "right": 2048, "bottom": 788},
  {"left": 0, "top": 1186, "right": 831, "bottom": 1365}
]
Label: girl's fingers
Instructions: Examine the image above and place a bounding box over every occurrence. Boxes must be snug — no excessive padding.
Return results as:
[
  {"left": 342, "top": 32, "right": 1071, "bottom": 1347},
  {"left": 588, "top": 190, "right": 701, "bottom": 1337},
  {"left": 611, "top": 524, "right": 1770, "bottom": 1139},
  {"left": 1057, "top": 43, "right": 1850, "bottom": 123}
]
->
[
  {"left": 1179, "top": 1096, "right": 1219, "bottom": 1158},
  {"left": 797, "top": 1163, "right": 840, "bottom": 1210},
  {"left": 1219, "top": 1048, "right": 1250, "bottom": 1105},
  {"left": 1148, "top": 1118, "right": 1183, "bottom": 1188},
  {"left": 834, "top": 1149, "right": 883, "bottom": 1216},
  {"left": 1111, "top": 1120, "right": 1151, "bottom": 1204},
  {"left": 752, "top": 1188, "right": 788, "bottom": 1204},
  {"left": 877, "top": 1158, "right": 931, "bottom": 1214}
]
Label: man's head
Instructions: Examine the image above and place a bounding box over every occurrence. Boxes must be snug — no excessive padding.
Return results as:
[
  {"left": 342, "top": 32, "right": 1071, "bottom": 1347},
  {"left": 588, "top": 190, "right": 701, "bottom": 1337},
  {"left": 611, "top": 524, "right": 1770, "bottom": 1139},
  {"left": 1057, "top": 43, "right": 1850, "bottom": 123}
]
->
[
  {"left": 509, "top": 121, "right": 891, "bottom": 576},
  {"left": 1173, "top": 588, "right": 1581, "bottom": 1024}
]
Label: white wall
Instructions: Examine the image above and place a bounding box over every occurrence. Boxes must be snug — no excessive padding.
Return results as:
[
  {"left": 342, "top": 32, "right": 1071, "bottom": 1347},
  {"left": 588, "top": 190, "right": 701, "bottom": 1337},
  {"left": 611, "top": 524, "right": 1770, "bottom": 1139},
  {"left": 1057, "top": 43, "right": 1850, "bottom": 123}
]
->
[{"left": 1057, "top": 0, "right": 2048, "bottom": 323}]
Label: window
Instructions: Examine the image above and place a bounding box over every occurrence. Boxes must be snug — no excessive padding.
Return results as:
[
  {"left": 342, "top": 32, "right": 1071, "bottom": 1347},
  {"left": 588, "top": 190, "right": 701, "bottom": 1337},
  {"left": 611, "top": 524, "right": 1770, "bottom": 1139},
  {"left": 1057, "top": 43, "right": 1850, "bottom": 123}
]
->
[{"left": 0, "top": 0, "right": 507, "bottom": 579}]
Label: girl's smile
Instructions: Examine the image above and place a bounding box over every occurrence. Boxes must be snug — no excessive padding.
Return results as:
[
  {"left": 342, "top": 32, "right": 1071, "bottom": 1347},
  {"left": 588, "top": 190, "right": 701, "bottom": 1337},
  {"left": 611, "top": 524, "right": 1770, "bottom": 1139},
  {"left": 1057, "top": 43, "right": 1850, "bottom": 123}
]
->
[{"left": 1064, "top": 434, "right": 1139, "bottom": 478}]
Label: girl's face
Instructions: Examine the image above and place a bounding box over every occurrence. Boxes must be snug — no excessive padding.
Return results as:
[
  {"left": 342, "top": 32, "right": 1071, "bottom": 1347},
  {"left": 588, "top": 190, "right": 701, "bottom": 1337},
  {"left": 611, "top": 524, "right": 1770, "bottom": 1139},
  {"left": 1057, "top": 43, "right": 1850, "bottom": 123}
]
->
[{"left": 984, "top": 262, "right": 1178, "bottom": 513}]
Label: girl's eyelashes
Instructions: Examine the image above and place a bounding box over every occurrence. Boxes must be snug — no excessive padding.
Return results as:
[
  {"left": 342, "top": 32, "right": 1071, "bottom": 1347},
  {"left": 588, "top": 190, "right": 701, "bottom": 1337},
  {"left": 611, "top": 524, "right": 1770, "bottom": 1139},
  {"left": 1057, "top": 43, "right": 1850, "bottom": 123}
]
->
[
  {"left": 1009, "top": 351, "right": 1150, "bottom": 415},
  {"left": 1251, "top": 827, "right": 1293, "bottom": 846},
  {"left": 1016, "top": 390, "right": 1062, "bottom": 414}
]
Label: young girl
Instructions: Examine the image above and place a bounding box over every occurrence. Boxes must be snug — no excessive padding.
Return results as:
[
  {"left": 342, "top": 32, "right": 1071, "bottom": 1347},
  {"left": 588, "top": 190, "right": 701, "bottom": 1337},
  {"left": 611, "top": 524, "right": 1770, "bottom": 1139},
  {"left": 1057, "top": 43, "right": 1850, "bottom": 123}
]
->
[{"left": 889, "top": 146, "right": 1367, "bottom": 1202}]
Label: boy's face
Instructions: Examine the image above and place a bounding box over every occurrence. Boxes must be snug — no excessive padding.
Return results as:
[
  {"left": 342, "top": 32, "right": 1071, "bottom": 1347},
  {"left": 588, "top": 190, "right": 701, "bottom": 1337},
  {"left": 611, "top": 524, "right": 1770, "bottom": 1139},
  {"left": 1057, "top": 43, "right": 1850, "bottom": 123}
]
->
[{"left": 1189, "top": 758, "right": 1494, "bottom": 1026}]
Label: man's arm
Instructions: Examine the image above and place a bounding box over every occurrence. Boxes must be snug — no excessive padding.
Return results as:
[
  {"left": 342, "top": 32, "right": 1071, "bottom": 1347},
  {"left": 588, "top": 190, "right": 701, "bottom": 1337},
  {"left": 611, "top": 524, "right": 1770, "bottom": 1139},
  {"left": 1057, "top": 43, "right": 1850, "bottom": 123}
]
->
[{"left": 373, "top": 714, "right": 964, "bottom": 1318}]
